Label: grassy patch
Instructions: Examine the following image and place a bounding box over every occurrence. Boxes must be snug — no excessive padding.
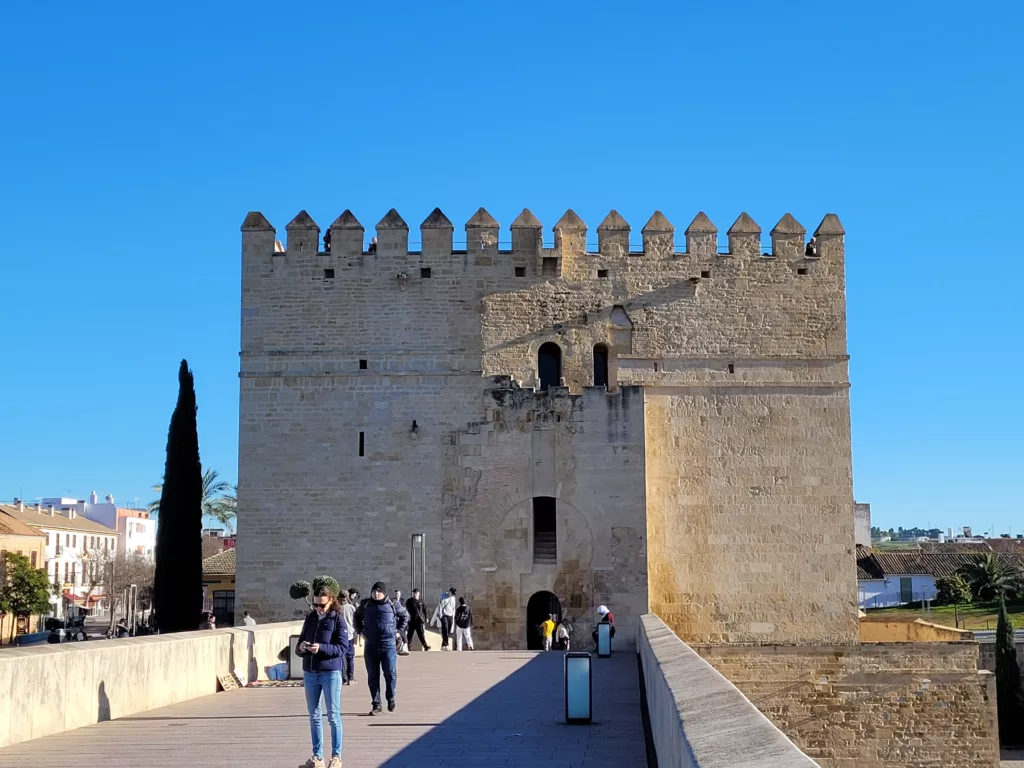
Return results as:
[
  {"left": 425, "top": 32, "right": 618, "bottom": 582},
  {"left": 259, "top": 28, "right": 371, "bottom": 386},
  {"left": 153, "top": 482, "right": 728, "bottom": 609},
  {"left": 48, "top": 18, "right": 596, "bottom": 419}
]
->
[{"left": 863, "top": 598, "right": 1024, "bottom": 631}]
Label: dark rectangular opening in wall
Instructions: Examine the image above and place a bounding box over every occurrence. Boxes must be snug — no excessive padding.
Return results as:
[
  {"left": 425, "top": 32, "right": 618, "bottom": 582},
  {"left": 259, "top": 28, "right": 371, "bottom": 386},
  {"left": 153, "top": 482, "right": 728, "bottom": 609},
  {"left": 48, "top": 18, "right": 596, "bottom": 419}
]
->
[
  {"left": 359, "top": 359, "right": 367, "bottom": 370},
  {"left": 323, "top": 269, "right": 335, "bottom": 279},
  {"left": 797, "top": 267, "right": 808, "bottom": 275},
  {"left": 420, "top": 267, "right": 431, "bottom": 279},
  {"left": 533, "top": 497, "right": 556, "bottom": 564},
  {"left": 542, "top": 258, "right": 558, "bottom": 277},
  {"left": 598, "top": 269, "right": 609, "bottom": 278},
  {"left": 728, "top": 363, "right": 735, "bottom": 374},
  {"left": 701, "top": 270, "right": 711, "bottom": 279},
  {"left": 359, "top": 432, "right": 365, "bottom": 457},
  {"left": 515, "top": 267, "right": 526, "bottom": 277}
]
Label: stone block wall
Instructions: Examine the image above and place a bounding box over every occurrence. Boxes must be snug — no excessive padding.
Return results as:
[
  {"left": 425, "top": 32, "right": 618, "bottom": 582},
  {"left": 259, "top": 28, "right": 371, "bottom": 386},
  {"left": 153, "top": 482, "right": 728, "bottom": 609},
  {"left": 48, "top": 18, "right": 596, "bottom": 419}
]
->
[
  {"left": 693, "top": 643, "right": 1000, "bottom": 768},
  {"left": 645, "top": 386, "right": 858, "bottom": 645},
  {"left": 238, "top": 207, "right": 854, "bottom": 647}
]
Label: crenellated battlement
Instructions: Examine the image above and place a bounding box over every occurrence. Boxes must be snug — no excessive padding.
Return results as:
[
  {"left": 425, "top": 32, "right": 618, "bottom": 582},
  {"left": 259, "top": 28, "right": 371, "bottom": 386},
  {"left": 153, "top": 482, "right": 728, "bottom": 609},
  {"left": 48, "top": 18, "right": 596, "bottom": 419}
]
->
[{"left": 241, "top": 208, "right": 844, "bottom": 275}]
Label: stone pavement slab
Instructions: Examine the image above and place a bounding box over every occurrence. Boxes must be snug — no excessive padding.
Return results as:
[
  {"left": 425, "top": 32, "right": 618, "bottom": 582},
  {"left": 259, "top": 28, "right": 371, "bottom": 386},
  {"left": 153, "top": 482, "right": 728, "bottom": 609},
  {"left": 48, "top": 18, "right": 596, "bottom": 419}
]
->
[{"left": 0, "top": 650, "right": 648, "bottom": 767}]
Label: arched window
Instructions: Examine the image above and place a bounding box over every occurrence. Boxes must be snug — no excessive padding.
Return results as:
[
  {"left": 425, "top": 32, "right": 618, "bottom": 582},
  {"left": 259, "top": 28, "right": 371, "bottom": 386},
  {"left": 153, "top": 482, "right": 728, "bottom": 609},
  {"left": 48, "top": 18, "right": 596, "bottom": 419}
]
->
[
  {"left": 538, "top": 342, "right": 561, "bottom": 391},
  {"left": 593, "top": 344, "right": 609, "bottom": 388}
]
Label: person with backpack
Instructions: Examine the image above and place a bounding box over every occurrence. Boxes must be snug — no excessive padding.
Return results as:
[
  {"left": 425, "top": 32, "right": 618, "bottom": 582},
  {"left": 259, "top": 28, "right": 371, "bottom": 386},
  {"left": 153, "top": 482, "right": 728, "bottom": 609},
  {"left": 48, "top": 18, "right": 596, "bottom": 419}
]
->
[
  {"left": 353, "top": 581, "right": 409, "bottom": 716},
  {"left": 454, "top": 597, "right": 474, "bottom": 651},
  {"left": 405, "top": 588, "right": 431, "bottom": 651}
]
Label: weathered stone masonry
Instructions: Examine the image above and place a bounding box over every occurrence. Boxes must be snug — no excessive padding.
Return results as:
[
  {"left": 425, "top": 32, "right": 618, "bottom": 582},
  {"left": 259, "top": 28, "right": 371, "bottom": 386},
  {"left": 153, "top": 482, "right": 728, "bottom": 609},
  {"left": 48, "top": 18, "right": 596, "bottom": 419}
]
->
[
  {"left": 236, "top": 204, "right": 999, "bottom": 765},
  {"left": 237, "top": 206, "right": 855, "bottom": 647}
]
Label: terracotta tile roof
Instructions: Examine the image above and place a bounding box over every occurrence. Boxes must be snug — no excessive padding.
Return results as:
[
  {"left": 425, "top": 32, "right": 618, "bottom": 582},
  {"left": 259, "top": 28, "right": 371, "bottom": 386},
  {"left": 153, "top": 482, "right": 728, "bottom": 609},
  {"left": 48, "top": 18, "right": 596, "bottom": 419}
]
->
[
  {"left": 856, "top": 543, "right": 1024, "bottom": 580},
  {"left": 0, "top": 503, "right": 118, "bottom": 535},
  {"left": 856, "top": 546, "right": 884, "bottom": 580},
  {"left": 202, "top": 548, "right": 235, "bottom": 578},
  {"left": 0, "top": 510, "right": 47, "bottom": 538}
]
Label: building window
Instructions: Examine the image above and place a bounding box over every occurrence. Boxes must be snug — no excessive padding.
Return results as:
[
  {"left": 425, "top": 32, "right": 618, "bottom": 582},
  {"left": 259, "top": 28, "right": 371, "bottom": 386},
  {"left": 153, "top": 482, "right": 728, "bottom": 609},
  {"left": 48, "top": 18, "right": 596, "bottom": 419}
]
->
[
  {"left": 597, "top": 269, "right": 609, "bottom": 278},
  {"left": 54, "top": 562, "right": 59, "bottom": 583},
  {"left": 420, "top": 267, "right": 431, "bottom": 279},
  {"left": 542, "top": 257, "right": 558, "bottom": 277},
  {"left": 537, "top": 342, "right": 562, "bottom": 391},
  {"left": 64, "top": 563, "right": 69, "bottom": 583},
  {"left": 515, "top": 267, "right": 526, "bottom": 277},
  {"left": 31, "top": 552, "right": 37, "bottom": 568},
  {"left": 213, "top": 590, "right": 235, "bottom": 627},
  {"left": 323, "top": 268, "right": 335, "bottom": 279},
  {"left": 593, "top": 344, "right": 609, "bottom": 388},
  {"left": 533, "top": 497, "right": 557, "bottom": 564},
  {"left": 359, "top": 431, "right": 365, "bottom": 457},
  {"left": 359, "top": 359, "right": 368, "bottom": 370}
]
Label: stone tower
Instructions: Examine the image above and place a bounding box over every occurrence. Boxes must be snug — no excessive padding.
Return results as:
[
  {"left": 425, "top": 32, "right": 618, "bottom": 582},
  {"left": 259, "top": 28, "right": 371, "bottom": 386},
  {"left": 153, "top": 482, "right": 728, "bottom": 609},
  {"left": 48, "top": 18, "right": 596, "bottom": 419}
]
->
[{"left": 237, "top": 206, "right": 856, "bottom": 648}]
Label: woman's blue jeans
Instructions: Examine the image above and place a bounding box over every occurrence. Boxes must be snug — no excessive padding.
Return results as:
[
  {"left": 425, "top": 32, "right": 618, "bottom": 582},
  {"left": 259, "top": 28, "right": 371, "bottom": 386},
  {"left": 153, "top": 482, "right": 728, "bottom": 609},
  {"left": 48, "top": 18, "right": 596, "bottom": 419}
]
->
[{"left": 304, "top": 670, "right": 342, "bottom": 759}]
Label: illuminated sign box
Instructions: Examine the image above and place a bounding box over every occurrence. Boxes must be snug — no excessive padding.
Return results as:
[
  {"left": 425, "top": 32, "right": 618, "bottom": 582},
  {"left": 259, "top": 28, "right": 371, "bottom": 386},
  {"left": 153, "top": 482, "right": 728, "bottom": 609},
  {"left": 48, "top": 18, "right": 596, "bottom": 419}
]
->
[{"left": 564, "top": 652, "right": 592, "bottom": 724}]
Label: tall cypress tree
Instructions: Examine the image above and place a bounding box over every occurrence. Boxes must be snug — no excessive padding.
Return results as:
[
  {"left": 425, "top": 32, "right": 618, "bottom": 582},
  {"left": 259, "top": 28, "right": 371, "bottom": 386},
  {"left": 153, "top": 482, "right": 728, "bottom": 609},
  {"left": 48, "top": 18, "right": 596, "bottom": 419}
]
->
[
  {"left": 153, "top": 360, "right": 204, "bottom": 633},
  {"left": 996, "top": 596, "right": 1024, "bottom": 747}
]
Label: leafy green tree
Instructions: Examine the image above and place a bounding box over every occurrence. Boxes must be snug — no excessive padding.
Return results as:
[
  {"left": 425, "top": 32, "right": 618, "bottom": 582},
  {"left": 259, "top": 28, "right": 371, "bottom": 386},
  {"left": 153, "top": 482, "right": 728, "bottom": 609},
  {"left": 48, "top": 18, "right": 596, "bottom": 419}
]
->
[
  {"left": 153, "top": 360, "right": 204, "bottom": 634},
  {"left": 996, "top": 597, "right": 1024, "bottom": 746},
  {"left": 0, "top": 552, "right": 57, "bottom": 643},
  {"left": 959, "top": 553, "right": 1020, "bottom": 601},
  {"left": 935, "top": 574, "right": 973, "bottom": 606},
  {"left": 149, "top": 470, "right": 237, "bottom": 533}
]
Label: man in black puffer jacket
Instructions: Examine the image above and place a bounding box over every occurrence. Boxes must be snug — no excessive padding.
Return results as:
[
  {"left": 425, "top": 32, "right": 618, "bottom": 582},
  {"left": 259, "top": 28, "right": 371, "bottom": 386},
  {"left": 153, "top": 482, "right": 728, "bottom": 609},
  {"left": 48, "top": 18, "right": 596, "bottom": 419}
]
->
[{"left": 354, "top": 581, "right": 409, "bottom": 716}]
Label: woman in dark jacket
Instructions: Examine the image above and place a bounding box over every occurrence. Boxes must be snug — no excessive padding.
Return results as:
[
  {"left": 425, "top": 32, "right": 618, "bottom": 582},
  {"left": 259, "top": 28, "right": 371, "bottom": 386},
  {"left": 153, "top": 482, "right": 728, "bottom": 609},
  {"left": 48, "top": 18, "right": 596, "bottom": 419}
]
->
[{"left": 296, "top": 586, "right": 349, "bottom": 768}]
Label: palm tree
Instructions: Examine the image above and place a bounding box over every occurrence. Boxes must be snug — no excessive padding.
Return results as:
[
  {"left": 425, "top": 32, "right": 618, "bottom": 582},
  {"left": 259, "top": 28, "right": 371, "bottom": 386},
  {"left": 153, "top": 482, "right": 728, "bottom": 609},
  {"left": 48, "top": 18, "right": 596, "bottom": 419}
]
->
[
  {"left": 959, "top": 553, "right": 1019, "bottom": 601},
  {"left": 148, "top": 469, "right": 237, "bottom": 532}
]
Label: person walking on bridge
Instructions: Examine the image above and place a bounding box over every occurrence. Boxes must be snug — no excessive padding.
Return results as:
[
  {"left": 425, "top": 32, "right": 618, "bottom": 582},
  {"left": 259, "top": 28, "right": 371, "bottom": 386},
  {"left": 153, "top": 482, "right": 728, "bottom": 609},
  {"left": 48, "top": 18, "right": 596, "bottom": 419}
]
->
[
  {"left": 405, "top": 588, "right": 431, "bottom": 651},
  {"left": 454, "top": 596, "right": 474, "bottom": 650},
  {"left": 354, "top": 581, "right": 409, "bottom": 715},
  {"left": 296, "top": 584, "right": 348, "bottom": 768}
]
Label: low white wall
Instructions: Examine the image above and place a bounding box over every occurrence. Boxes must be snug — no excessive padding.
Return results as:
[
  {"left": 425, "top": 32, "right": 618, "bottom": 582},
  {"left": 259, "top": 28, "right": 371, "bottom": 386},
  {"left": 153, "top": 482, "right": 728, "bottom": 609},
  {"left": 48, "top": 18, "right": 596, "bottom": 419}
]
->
[
  {"left": 637, "top": 614, "right": 818, "bottom": 768},
  {"left": 0, "top": 621, "right": 301, "bottom": 748}
]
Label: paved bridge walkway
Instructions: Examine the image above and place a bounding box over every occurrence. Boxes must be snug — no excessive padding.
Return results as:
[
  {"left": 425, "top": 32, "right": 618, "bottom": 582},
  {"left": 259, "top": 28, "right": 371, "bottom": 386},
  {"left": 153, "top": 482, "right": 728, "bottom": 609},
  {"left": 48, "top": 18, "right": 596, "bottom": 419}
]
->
[{"left": 0, "top": 650, "right": 648, "bottom": 767}]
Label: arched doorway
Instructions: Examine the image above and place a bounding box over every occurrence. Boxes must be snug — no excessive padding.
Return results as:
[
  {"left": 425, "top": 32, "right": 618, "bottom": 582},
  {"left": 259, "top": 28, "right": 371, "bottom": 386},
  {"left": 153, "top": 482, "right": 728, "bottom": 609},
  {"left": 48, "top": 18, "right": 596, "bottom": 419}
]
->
[
  {"left": 537, "top": 343, "right": 561, "bottom": 391},
  {"left": 593, "top": 344, "right": 609, "bottom": 388},
  {"left": 526, "top": 590, "right": 562, "bottom": 650}
]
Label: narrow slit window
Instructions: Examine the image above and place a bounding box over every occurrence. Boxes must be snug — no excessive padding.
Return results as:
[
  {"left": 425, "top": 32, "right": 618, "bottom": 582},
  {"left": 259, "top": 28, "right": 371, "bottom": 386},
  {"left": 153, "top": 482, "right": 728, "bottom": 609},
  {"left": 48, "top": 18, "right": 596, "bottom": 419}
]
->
[
  {"left": 593, "top": 344, "right": 609, "bottom": 388},
  {"left": 727, "top": 363, "right": 735, "bottom": 374},
  {"left": 420, "top": 267, "right": 431, "bottom": 279},
  {"left": 359, "top": 432, "right": 365, "bottom": 457},
  {"left": 533, "top": 497, "right": 556, "bottom": 564}
]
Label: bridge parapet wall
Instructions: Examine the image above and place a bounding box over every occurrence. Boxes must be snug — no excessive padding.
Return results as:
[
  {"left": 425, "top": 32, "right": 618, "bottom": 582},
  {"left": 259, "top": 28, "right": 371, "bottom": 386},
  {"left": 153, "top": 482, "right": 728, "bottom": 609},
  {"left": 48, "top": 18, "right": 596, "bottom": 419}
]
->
[
  {"left": 637, "top": 614, "right": 817, "bottom": 767},
  {"left": 0, "top": 621, "right": 301, "bottom": 748}
]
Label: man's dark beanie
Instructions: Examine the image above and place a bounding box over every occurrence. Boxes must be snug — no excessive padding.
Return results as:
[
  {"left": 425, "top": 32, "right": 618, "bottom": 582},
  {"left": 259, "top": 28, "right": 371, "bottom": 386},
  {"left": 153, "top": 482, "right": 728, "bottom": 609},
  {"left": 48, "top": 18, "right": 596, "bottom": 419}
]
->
[{"left": 372, "top": 581, "right": 386, "bottom": 594}]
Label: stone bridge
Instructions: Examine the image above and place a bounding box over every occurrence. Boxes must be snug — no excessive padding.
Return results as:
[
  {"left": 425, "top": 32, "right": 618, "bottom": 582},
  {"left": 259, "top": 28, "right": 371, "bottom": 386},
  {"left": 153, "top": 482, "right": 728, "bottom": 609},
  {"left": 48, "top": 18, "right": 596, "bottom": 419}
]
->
[{"left": 0, "top": 617, "right": 818, "bottom": 767}]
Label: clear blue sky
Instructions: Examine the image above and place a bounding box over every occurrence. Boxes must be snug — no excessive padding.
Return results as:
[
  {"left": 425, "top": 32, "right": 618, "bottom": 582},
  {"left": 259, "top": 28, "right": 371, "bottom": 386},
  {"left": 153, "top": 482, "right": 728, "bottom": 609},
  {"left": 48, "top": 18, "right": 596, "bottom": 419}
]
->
[{"left": 1, "top": 2, "right": 1021, "bottom": 535}]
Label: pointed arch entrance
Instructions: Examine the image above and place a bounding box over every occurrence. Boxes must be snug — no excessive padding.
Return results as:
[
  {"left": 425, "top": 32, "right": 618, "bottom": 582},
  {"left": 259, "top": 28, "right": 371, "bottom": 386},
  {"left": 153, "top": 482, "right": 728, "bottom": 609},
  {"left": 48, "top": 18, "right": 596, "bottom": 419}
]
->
[{"left": 526, "top": 590, "right": 562, "bottom": 650}]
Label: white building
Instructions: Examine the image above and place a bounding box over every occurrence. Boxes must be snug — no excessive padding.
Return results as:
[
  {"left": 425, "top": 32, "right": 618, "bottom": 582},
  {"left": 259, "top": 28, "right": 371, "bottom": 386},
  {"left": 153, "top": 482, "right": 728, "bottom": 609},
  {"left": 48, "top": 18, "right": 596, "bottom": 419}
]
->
[
  {"left": 2, "top": 500, "right": 119, "bottom": 618},
  {"left": 45, "top": 492, "right": 155, "bottom": 559}
]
